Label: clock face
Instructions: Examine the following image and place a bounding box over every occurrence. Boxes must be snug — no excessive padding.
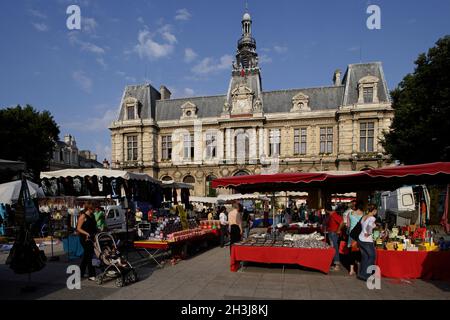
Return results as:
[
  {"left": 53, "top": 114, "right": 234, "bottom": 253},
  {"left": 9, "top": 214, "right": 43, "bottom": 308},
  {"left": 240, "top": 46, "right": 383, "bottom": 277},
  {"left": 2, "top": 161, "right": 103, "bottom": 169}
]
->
[{"left": 233, "top": 98, "right": 250, "bottom": 114}]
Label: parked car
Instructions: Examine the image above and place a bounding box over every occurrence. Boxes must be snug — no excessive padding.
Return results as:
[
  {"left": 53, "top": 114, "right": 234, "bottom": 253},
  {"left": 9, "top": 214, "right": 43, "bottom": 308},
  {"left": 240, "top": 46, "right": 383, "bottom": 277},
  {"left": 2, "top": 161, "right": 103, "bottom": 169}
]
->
[{"left": 103, "top": 205, "right": 127, "bottom": 231}]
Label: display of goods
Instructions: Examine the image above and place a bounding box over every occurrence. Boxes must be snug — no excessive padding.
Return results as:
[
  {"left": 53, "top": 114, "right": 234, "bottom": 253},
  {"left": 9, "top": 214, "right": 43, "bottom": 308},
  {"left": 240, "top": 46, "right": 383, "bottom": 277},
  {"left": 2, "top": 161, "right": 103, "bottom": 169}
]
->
[
  {"left": 200, "top": 220, "right": 220, "bottom": 229},
  {"left": 292, "top": 239, "right": 330, "bottom": 249},
  {"left": 166, "top": 228, "right": 213, "bottom": 242},
  {"left": 284, "top": 232, "right": 324, "bottom": 242}
]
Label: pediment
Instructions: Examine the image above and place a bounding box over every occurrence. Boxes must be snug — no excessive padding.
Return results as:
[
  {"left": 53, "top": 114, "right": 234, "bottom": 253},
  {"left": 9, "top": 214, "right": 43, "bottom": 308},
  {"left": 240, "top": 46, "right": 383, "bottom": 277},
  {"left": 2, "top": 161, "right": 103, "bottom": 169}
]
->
[
  {"left": 358, "top": 75, "right": 379, "bottom": 84},
  {"left": 292, "top": 92, "right": 309, "bottom": 101}
]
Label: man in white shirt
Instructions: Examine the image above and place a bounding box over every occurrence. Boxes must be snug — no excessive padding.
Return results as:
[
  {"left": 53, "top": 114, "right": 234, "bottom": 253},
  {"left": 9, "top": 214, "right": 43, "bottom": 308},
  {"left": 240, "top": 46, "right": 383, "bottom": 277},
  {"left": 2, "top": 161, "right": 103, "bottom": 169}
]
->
[{"left": 219, "top": 207, "right": 229, "bottom": 248}]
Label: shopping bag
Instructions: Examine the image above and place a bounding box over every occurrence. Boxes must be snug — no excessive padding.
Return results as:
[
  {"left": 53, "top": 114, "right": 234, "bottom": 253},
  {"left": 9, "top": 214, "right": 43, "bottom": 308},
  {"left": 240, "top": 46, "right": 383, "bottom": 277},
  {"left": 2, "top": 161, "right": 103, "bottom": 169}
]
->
[{"left": 339, "top": 240, "right": 349, "bottom": 255}]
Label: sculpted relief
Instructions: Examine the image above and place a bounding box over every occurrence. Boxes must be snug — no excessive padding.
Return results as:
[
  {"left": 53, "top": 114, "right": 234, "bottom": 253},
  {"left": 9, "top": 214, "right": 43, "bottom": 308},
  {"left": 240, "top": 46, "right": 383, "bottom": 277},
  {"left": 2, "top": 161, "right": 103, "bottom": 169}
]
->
[{"left": 231, "top": 83, "right": 254, "bottom": 115}]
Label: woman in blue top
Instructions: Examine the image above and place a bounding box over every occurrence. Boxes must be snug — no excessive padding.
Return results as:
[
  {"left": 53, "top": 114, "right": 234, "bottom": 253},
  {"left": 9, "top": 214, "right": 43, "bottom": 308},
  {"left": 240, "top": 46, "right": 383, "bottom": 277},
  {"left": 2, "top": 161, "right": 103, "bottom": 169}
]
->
[{"left": 347, "top": 201, "right": 364, "bottom": 276}]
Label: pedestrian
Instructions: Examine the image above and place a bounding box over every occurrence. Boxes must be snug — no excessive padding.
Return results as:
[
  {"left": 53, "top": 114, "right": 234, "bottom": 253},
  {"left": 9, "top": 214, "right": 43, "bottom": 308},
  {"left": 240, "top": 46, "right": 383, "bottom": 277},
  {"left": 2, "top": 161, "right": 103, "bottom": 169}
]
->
[
  {"left": 207, "top": 209, "right": 214, "bottom": 221},
  {"left": 219, "top": 206, "right": 229, "bottom": 248},
  {"left": 346, "top": 201, "right": 364, "bottom": 276},
  {"left": 94, "top": 206, "right": 106, "bottom": 232},
  {"left": 135, "top": 207, "right": 143, "bottom": 224},
  {"left": 357, "top": 203, "right": 378, "bottom": 281},
  {"left": 326, "top": 203, "right": 344, "bottom": 271},
  {"left": 228, "top": 202, "right": 243, "bottom": 253},
  {"left": 76, "top": 205, "right": 97, "bottom": 281},
  {"left": 242, "top": 209, "right": 251, "bottom": 239}
]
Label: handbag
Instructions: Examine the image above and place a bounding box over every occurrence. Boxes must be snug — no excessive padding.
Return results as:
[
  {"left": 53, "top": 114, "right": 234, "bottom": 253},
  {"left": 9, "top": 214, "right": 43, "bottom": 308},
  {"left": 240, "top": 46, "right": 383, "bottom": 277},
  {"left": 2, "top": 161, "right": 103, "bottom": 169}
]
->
[{"left": 350, "top": 217, "right": 363, "bottom": 240}]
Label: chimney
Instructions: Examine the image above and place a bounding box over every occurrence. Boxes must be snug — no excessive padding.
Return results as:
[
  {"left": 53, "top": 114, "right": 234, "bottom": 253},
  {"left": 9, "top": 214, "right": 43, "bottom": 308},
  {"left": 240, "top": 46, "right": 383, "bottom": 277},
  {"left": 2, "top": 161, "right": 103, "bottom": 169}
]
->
[
  {"left": 160, "top": 85, "right": 172, "bottom": 100},
  {"left": 333, "top": 69, "right": 341, "bottom": 86}
]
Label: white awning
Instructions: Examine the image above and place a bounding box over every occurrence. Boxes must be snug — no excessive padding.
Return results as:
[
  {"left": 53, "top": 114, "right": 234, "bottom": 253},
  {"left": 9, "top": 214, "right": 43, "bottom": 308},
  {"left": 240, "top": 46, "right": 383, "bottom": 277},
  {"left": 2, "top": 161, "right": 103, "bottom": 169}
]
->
[
  {"left": 40, "top": 168, "right": 159, "bottom": 183},
  {"left": 0, "top": 179, "right": 45, "bottom": 205},
  {"left": 217, "top": 193, "right": 269, "bottom": 202},
  {"left": 161, "top": 181, "right": 194, "bottom": 189},
  {"left": 190, "top": 196, "right": 218, "bottom": 204}
]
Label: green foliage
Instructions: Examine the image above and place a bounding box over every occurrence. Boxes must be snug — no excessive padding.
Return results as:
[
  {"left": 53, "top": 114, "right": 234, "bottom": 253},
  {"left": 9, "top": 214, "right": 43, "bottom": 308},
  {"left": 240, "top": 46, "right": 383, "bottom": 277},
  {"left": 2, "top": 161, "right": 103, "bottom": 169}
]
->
[
  {"left": 382, "top": 35, "right": 450, "bottom": 164},
  {"left": 0, "top": 105, "right": 60, "bottom": 180}
]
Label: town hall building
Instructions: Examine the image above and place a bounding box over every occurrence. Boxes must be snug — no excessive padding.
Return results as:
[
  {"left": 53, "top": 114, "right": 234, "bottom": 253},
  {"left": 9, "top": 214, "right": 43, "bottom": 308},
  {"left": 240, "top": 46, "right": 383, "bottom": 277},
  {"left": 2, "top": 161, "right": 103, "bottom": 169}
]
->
[{"left": 109, "top": 12, "right": 394, "bottom": 196}]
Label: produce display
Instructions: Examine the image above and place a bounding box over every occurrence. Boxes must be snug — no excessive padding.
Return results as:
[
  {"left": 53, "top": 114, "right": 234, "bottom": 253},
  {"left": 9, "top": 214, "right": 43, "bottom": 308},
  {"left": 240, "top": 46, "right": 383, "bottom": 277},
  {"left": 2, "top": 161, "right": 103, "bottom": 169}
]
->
[
  {"left": 200, "top": 220, "right": 220, "bottom": 230},
  {"left": 167, "top": 228, "right": 215, "bottom": 242}
]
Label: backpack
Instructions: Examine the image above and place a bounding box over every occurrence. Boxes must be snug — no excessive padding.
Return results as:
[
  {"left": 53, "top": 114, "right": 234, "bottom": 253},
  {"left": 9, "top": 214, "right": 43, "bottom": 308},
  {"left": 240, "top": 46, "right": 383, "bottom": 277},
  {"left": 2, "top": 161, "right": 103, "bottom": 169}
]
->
[{"left": 350, "top": 217, "right": 363, "bottom": 241}]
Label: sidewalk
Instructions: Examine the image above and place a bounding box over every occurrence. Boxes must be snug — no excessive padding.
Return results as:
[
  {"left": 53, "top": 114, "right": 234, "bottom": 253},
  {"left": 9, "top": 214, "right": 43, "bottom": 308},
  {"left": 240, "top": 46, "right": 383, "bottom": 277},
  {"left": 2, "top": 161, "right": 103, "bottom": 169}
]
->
[{"left": 1, "top": 245, "right": 449, "bottom": 300}]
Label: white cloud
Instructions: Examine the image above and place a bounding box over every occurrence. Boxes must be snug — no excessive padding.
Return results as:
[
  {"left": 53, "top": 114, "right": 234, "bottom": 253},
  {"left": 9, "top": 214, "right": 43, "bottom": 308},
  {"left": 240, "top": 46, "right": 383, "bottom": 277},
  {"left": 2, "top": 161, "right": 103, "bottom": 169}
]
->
[
  {"left": 65, "top": 108, "right": 117, "bottom": 132},
  {"left": 274, "top": 46, "right": 288, "bottom": 54},
  {"left": 134, "top": 29, "right": 174, "bottom": 60},
  {"left": 184, "top": 48, "right": 197, "bottom": 63},
  {"left": 192, "top": 54, "right": 233, "bottom": 75},
  {"left": 72, "top": 71, "right": 93, "bottom": 93},
  {"left": 32, "top": 22, "right": 49, "bottom": 32},
  {"left": 184, "top": 88, "right": 195, "bottom": 97},
  {"left": 162, "top": 31, "right": 177, "bottom": 45},
  {"left": 348, "top": 46, "right": 360, "bottom": 52},
  {"left": 68, "top": 32, "right": 105, "bottom": 54},
  {"left": 259, "top": 54, "right": 272, "bottom": 64},
  {"left": 96, "top": 57, "right": 107, "bottom": 69},
  {"left": 83, "top": 17, "right": 98, "bottom": 34},
  {"left": 175, "top": 8, "right": 191, "bottom": 21},
  {"left": 125, "top": 76, "right": 137, "bottom": 83},
  {"left": 137, "top": 17, "right": 145, "bottom": 24},
  {"left": 29, "top": 9, "right": 47, "bottom": 19},
  {"left": 116, "top": 71, "right": 126, "bottom": 77},
  {"left": 95, "top": 144, "right": 112, "bottom": 163}
]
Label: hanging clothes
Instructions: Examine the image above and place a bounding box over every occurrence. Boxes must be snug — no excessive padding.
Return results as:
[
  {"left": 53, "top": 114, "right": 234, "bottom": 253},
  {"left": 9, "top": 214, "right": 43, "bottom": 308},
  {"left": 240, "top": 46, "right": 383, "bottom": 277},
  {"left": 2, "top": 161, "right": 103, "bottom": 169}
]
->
[
  {"left": 441, "top": 184, "right": 450, "bottom": 234},
  {"left": 173, "top": 188, "right": 178, "bottom": 205},
  {"left": 163, "top": 187, "right": 172, "bottom": 202},
  {"left": 181, "top": 188, "right": 190, "bottom": 207}
]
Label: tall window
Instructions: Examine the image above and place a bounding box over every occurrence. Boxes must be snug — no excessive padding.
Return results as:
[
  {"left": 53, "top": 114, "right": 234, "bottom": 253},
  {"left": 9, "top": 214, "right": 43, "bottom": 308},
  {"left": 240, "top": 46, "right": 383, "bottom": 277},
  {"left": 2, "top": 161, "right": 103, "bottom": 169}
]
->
[
  {"left": 360, "top": 122, "right": 375, "bottom": 152},
  {"left": 294, "top": 128, "right": 307, "bottom": 155},
  {"left": 183, "top": 134, "right": 194, "bottom": 160},
  {"left": 127, "top": 135, "right": 138, "bottom": 161},
  {"left": 235, "top": 133, "right": 249, "bottom": 161},
  {"left": 320, "top": 127, "right": 333, "bottom": 154},
  {"left": 127, "top": 105, "right": 135, "bottom": 120},
  {"left": 269, "top": 129, "right": 281, "bottom": 157},
  {"left": 206, "top": 133, "right": 217, "bottom": 159},
  {"left": 162, "top": 135, "right": 172, "bottom": 160},
  {"left": 363, "top": 87, "right": 374, "bottom": 103}
]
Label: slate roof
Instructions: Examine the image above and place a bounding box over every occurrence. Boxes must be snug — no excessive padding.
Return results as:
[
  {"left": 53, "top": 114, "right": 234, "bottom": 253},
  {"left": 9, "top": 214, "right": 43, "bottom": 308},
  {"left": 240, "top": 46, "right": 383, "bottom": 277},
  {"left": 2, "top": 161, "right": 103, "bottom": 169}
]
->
[{"left": 116, "top": 62, "right": 390, "bottom": 122}]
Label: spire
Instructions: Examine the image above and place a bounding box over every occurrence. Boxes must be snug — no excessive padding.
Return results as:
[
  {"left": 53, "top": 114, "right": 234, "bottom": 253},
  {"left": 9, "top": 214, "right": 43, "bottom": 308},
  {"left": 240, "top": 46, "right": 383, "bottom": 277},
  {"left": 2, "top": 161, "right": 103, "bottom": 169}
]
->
[{"left": 235, "top": 9, "right": 258, "bottom": 71}]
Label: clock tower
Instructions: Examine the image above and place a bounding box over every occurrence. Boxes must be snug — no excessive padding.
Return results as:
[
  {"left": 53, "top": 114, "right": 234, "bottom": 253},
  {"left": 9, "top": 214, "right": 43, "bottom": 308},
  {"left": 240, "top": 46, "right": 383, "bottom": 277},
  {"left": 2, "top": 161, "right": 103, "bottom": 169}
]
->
[{"left": 223, "top": 11, "right": 263, "bottom": 118}]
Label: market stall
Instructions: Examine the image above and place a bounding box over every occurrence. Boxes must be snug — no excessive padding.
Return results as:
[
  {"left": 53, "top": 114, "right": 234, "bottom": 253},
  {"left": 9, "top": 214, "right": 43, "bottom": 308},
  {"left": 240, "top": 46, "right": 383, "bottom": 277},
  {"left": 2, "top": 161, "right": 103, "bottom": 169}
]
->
[
  {"left": 134, "top": 215, "right": 220, "bottom": 266},
  {"left": 231, "top": 233, "right": 334, "bottom": 273},
  {"left": 213, "top": 162, "right": 450, "bottom": 278}
]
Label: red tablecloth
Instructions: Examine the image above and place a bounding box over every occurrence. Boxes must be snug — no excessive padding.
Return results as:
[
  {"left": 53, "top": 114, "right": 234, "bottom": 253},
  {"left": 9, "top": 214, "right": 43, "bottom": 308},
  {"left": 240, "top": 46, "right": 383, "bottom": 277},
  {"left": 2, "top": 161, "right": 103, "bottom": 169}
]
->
[
  {"left": 376, "top": 250, "right": 450, "bottom": 280},
  {"left": 230, "top": 245, "right": 335, "bottom": 274}
]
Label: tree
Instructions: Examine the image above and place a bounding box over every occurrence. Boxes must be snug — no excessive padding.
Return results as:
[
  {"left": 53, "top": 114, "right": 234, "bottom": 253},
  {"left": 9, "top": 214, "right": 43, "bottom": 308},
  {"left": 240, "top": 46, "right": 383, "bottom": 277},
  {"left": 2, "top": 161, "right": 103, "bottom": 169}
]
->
[
  {"left": 0, "top": 105, "right": 60, "bottom": 180},
  {"left": 382, "top": 35, "right": 450, "bottom": 164}
]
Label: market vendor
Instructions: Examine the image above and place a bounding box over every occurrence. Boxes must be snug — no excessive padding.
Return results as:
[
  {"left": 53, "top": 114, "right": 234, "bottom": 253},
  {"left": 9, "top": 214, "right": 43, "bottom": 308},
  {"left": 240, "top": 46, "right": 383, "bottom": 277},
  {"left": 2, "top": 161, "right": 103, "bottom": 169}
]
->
[
  {"left": 93, "top": 206, "right": 106, "bottom": 232},
  {"left": 326, "top": 203, "right": 344, "bottom": 271},
  {"left": 135, "top": 207, "right": 143, "bottom": 224}
]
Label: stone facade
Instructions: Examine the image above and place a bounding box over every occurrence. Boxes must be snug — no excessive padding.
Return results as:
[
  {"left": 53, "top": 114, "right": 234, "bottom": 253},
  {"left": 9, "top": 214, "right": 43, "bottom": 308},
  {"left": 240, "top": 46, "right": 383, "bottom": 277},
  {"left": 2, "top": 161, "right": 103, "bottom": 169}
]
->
[{"left": 109, "top": 12, "right": 394, "bottom": 196}]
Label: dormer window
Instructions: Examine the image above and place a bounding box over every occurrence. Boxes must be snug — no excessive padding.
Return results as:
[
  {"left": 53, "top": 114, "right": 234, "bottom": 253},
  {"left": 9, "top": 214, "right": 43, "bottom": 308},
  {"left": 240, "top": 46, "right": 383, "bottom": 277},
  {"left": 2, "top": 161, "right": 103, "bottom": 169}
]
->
[
  {"left": 363, "top": 87, "right": 374, "bottom": 104},
  {"left": 358, "top": 76, "right": 379, "bottom": 104},
  {"left": 291, "top": 92, "right": 310, "bottom": 112},
  {"left": 181, "top": 102, "right": 198, "bottom": 120},
  {"left": 127, "top": 105, "right": 135, "bottom": 120},
  {"left": 124, "top": 97, "right": 140, "bottom": 120}
]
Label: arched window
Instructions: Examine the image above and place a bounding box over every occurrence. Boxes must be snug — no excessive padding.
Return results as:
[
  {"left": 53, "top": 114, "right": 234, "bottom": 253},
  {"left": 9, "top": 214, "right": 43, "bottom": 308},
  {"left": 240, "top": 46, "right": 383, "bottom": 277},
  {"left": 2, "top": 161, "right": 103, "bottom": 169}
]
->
[
  {"left": 234, "top": 170, "right": 249, "bottom": 177},
  {"left": 183, "top": 175, "right": 195, "bottom": 184},
  {"left": 161, "top": 176, "right": 173, "bottom": 182},
  {"left": 205, "top": 175, "right": 217, "bottom": 197}
]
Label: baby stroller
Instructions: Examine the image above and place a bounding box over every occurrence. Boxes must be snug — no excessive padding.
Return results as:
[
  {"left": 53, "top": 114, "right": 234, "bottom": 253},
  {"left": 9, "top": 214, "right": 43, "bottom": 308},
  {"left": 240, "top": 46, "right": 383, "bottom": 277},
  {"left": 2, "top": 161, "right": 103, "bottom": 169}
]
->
[{"left": 93, "top": 232, "right": 138, "bottom": 287}]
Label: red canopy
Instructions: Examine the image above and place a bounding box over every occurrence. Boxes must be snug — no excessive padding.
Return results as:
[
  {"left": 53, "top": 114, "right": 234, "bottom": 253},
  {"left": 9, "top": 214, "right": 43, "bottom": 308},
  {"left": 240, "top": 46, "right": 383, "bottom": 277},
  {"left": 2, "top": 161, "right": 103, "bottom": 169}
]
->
[{"left": 212, "top": 162, "right": 450, "bottom": 193}]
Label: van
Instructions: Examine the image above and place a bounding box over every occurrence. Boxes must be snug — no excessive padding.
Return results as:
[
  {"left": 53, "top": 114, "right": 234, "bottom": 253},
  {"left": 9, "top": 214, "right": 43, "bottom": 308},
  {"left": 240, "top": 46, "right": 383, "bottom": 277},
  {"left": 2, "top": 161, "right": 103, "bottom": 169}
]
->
[
  {"left": 103, "top": 205, "right": 127, "bottom": 231},
  {"left": 378, "top": 185, "right": 429, "bottom": 227}
]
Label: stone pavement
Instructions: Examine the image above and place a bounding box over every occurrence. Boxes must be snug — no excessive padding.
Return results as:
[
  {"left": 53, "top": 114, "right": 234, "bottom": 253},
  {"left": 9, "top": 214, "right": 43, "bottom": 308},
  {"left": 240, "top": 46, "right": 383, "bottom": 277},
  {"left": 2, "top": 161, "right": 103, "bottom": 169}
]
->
[{"left": 1, "top": 244, "right": 449, "bottom": 300}]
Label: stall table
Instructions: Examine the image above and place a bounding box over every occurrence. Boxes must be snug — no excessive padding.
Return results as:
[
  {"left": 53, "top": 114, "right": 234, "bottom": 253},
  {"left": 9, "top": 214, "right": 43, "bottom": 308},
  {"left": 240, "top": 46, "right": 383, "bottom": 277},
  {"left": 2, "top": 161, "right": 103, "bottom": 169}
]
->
[
  {"left": 268, "top": 225, "right": 322, "bottom": 235},
  {"left": 134, "top": 229, "right": 220, "bottom": 267},
  {"left": 376, "top": 249, "right": 450, "bottom": 280},
  {"left": 230, "top": 245, "right": 335, "bottom": 274}
]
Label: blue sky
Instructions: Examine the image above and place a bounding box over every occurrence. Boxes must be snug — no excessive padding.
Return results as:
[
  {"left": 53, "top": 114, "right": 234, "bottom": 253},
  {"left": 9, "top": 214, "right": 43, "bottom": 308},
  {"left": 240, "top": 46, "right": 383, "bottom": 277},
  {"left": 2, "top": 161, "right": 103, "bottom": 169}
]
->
[{"left": 1, "top": 0, "right": 449, "bottom": 163}]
